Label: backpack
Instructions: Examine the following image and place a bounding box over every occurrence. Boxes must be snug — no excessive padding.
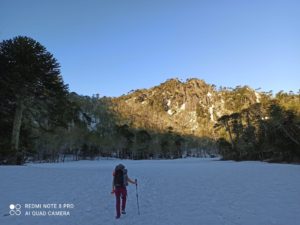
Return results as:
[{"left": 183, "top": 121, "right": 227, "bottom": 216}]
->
[{"left": 113, "top": 164, "right": 128, "bottom": 188}]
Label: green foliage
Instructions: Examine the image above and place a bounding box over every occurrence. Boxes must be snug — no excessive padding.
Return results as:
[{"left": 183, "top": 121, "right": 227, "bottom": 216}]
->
[
  {"left": 215, "top": 93, "right": 300, "bottom": 162},
  {"left": 0, "top": 36, "right": 71, "bottom": 164}
]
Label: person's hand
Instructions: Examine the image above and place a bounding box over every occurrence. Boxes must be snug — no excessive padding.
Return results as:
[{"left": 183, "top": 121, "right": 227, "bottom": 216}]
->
[{"left": 111, "top": 189, "right": 115, "bottom": 194}]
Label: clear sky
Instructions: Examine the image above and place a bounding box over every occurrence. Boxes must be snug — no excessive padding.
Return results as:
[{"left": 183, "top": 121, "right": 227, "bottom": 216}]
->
[{"left": 1, "top": 0, "right": 299, "bottom": 97}]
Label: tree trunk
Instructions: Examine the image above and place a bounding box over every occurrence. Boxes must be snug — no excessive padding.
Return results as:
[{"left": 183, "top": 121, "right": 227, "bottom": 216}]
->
[
  {"left": 225, "top": 121, "right": 235, "bottom": 150},
  {"left": 11, "top": 98, "right": 25, "bottom": 153},
  {"left": 280, "top": 125, "right": 300, "bottom": 146}
]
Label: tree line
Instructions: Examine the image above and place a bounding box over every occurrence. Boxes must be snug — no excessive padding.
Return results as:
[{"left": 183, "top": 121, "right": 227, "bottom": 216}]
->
[{"left": 215, "top": 92, "right": 300, "bottom": 162}]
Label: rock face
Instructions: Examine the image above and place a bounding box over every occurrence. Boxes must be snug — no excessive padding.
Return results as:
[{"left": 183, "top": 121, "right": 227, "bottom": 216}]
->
[{"left": 112, "top": 78, "right": 261, "bottom": 137}]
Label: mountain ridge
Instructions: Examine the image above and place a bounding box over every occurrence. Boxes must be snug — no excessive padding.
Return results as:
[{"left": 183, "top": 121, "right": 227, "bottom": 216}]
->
[{"left": 111, "top": 78, "right": 264, "bottom": 137}]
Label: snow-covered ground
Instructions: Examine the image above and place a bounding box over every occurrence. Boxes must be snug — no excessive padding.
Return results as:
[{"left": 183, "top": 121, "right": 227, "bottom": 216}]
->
[{"left": 1, "top": 158, "right": 300, "bottom": 225}]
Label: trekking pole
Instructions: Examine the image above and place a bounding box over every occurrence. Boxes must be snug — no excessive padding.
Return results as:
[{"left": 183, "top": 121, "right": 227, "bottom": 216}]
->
[{"left": 135, "top": 179, "right": 140, "bottom": 215}]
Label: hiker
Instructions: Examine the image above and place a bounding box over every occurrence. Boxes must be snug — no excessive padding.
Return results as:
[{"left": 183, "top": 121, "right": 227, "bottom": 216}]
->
[{"left": 111, "top": 164, "right": 136, "bottom": 219}]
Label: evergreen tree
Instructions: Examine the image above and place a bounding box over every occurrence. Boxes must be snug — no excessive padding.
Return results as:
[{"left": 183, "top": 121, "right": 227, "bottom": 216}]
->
[{"left": 0, "top": 36, "right": 69, "bottom": 164}]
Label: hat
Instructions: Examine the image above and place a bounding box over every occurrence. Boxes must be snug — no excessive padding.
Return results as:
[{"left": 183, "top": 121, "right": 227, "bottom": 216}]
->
[{"left": 115, "top": 164, "right": 125, "bottom": 170}]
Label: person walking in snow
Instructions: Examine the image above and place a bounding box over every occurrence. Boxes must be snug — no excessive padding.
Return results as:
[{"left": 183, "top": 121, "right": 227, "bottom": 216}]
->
[{"left": 111, "top": 164, "right": 136, "bottom": 219}]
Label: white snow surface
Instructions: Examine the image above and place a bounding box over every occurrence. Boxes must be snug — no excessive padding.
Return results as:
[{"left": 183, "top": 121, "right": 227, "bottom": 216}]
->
[
  {"left": 1, "top": 158, "right": 300, "bottom": 225},
  {"left": 167, "top": 109, "right": 173, "bottom": 115},
  {"left": 180, "top": 103, "right": 186, "bottom": 111},
  {"left": 255, "top": 92, "right": 261, "bottom": 103},
  {"left": 167, "top": 99, "right": 171, "bottom": 107},
  {"left": 209, "top": 105, "right": 215, "bottom": 122}
]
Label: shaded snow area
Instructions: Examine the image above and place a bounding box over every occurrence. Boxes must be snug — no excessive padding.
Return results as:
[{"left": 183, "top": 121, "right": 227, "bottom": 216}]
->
[{"left": 1, "top": 158, "right": 300, "bottom": 225}]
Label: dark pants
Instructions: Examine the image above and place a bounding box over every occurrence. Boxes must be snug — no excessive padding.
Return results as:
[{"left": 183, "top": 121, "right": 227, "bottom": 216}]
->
[{"left": 115, "top": 187, "right": 127, "bottom": 217}]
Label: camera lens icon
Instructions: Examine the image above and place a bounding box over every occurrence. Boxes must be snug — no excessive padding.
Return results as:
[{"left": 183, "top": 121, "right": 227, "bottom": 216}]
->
[{"left": 9, "top": 204, "right": 21, "bottom": 216}]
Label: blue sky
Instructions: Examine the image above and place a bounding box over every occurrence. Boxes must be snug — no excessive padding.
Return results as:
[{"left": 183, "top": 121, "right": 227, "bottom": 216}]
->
[{"left": 1, "top": 0, "right": 299, "bottom": 97}]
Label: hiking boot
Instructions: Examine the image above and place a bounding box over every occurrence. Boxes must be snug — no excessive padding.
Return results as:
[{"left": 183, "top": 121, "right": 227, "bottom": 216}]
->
[
  {"left": 121, "top": 210, "right": 126, "bottom": 214},
  {"left": 116, "top": 215, "right": 120, "bottom": 219}
]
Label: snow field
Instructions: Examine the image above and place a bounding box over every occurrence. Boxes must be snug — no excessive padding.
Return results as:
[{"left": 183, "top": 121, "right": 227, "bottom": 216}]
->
[{"left": 1, "top": 158, "right": 299, "bottom": 225}]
